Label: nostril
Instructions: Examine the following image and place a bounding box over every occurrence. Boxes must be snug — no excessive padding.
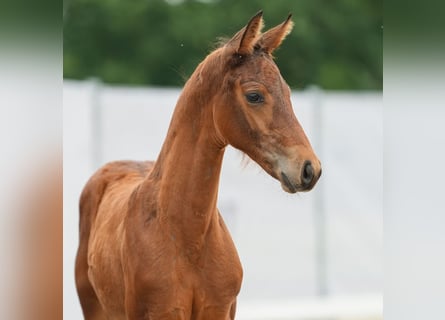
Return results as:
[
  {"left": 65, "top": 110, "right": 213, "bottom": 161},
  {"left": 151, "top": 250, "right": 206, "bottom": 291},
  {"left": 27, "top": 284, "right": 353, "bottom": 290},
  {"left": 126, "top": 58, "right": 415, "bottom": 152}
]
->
[{"left": 301, "top": 161, "right": 314, "bottom": 186}]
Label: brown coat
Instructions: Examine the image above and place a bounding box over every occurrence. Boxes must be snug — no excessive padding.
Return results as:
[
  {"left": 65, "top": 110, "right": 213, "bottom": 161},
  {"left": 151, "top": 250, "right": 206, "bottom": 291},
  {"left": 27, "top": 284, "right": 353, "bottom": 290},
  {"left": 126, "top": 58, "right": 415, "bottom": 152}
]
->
[{"left": 75, "top": 12, "right": 321, "bottom": 320}]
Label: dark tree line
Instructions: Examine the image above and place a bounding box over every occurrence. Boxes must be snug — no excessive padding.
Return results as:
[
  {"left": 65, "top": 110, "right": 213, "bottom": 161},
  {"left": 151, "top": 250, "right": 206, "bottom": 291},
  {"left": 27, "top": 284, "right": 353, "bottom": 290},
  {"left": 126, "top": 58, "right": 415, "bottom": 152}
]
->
[{"left": 64, "top": 0, "right": 382, "bottom": 90}]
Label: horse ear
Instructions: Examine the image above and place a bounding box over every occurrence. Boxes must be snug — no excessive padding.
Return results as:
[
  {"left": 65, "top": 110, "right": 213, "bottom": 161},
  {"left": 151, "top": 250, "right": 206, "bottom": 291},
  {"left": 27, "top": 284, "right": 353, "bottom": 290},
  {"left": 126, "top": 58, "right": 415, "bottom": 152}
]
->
[
  {"left": 226, "top": 11, "right": 264, "bottom": 55},
  {"left": 257, "top": 14, "right": 294, "bottom": 54}
]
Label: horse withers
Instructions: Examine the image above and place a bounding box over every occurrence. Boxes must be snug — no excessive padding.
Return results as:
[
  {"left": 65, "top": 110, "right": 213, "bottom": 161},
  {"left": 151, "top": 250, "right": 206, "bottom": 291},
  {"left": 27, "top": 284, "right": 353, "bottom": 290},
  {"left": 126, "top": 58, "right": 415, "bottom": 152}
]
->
[{"left": 76, "top": 11, "right": 321, "bottom": 320}]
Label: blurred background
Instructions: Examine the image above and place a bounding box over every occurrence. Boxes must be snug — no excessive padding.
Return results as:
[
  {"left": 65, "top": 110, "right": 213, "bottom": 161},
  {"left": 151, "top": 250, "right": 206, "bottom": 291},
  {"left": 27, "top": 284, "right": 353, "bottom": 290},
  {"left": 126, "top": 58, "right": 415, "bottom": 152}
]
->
[
  {"left": 64, "top": 1, "right": 382, "bottom": 319},
  {"left": 63, "top": 0, "right": 382, "bottom": 91}
]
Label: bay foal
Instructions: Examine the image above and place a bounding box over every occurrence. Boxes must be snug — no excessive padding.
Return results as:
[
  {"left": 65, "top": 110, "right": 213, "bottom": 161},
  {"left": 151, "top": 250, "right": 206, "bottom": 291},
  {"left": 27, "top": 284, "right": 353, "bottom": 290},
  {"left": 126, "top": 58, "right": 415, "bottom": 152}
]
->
[{"left": 76, "top": 12, "right": 321, "bottom": 320}]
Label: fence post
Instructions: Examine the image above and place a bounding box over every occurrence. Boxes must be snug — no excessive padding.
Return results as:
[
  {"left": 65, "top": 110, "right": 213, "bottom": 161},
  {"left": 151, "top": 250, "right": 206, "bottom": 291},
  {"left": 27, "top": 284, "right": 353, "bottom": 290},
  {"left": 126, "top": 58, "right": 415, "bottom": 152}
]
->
[
  {"left": 309, "top": 85, "right": 328, "bottom": 297},
  {"left": 89, "top": 77, "right": 102, "bottom": 170}
]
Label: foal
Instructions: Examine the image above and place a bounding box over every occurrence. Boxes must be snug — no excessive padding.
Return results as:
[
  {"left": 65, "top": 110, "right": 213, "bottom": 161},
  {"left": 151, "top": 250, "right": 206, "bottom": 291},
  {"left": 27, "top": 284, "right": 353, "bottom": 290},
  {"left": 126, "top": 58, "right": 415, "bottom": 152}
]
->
[{"left": 76, "top": 11, "right": 321, "bottom": 320}]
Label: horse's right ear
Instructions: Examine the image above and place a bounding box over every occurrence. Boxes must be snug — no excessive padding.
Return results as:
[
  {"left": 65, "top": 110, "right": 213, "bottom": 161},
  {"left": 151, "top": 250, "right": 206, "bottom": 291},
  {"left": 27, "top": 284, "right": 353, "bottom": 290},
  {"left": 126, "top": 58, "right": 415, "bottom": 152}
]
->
[{"left": 226, "top": 11, "right": 264, "bottom": 55}]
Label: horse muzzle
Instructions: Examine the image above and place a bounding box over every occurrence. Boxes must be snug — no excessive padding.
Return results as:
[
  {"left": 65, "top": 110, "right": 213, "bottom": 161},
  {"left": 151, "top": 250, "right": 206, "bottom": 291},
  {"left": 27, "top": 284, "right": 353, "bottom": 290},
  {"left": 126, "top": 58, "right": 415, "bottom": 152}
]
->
[{"left": 279, "top": 160, "right": 322, "bottom": 193}]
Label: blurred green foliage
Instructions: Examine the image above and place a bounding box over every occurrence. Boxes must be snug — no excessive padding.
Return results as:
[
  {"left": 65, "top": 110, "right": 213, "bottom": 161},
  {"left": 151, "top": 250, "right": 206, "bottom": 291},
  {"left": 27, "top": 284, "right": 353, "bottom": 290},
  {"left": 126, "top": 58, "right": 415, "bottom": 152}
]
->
[{"left": 63, "top": 0, "right": 382, "bottom": 90}]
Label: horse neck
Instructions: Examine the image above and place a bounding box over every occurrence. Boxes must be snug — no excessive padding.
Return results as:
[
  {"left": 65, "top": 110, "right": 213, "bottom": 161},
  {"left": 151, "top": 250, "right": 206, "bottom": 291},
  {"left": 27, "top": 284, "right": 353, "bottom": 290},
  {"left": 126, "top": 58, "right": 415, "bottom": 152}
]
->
[{"left": 146, "top": 55, "right": 226, "bottom": 246}]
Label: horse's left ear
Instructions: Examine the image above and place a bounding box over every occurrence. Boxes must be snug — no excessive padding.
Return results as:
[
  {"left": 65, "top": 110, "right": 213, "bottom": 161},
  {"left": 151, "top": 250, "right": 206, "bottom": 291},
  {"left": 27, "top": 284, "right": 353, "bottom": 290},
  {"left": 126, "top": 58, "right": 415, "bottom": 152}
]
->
[
  {"left": 257, "top": 14, "right": 294, "bottom": 54},
  {"left": 226, "top": 11, "right": 264, "bottom": 55}
]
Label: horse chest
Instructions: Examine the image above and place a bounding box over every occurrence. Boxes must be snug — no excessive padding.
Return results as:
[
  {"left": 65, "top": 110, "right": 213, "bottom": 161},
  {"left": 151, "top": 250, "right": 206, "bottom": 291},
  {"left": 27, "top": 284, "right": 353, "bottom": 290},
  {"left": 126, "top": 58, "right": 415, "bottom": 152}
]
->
[
  {"left": 191, "top": 249, "right": 243, "bottom": 304},
  {"left": 144, "top": 256, "right": 241, "bottom": 319},
  {"left": 189, "top": 234, "right": 242, "bottom": 301},
  {"left": 126, "top": 226, "right": 243, "bottom": 314}
]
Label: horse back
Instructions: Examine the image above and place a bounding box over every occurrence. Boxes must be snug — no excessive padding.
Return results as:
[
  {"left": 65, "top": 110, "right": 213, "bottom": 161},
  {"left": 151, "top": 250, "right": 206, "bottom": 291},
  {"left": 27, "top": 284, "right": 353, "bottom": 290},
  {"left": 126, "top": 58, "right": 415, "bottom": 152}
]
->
[{"left": 78, "top": 160, "right": 153, "bottom": 239}]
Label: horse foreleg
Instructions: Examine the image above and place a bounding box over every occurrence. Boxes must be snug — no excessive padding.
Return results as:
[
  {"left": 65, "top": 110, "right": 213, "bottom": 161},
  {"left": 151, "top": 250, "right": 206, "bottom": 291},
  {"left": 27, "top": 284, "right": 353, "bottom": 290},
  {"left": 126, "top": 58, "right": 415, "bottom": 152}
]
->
[{"left": 229, "top": 300, "right": 237, "bottom": 320}]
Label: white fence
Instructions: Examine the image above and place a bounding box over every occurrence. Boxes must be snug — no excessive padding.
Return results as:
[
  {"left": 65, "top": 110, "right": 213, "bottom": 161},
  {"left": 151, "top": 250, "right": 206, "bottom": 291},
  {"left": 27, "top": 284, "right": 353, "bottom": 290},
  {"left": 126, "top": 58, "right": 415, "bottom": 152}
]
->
[{"left": 64, "top": 79, "right": 382, "bottom": 319}]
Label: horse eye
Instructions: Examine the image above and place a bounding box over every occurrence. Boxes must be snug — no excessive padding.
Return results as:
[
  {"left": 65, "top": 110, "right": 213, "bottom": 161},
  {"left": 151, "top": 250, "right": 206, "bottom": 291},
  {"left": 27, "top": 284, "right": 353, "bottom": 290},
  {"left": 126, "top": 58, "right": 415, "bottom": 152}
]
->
[{"left": 245, "top": 92, "right": 264, "bottom": 104}]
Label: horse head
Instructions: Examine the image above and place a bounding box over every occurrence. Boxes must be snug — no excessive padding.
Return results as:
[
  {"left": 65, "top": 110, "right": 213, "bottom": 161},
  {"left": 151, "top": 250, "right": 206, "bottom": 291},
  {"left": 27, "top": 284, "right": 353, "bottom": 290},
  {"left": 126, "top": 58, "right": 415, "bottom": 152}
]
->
[{"left": 199, "top": 11, "right": 322, "bottom": 193}]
